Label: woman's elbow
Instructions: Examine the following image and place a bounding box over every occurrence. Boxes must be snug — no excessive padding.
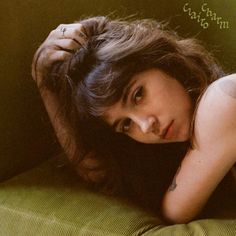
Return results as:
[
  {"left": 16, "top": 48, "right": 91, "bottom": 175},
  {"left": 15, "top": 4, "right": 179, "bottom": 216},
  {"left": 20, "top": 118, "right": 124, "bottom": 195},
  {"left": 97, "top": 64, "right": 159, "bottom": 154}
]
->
[
  {"left": 162, "top": 209, "right": 193, "bottom": 224},
  {"left": 161, "top": 199, "right": 197, "bottom": 224}
]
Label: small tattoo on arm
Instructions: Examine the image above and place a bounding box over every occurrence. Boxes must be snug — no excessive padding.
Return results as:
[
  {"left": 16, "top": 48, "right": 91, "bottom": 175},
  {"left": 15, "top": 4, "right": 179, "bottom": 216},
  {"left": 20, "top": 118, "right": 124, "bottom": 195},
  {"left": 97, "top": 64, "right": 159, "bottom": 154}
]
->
[
  {"left": 168, "top": 165, "right": 181, "bottom": 191},
  {"left": 168, "top": 181, "right": 177, "bottom": 191}
]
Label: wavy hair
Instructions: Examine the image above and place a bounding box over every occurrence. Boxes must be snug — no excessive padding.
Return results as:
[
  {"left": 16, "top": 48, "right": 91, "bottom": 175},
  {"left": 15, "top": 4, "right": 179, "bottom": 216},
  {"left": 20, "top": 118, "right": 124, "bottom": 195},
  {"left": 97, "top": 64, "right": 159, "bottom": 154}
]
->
[{"left": 42, "top": 16, "right": 224, "bottom": 210}]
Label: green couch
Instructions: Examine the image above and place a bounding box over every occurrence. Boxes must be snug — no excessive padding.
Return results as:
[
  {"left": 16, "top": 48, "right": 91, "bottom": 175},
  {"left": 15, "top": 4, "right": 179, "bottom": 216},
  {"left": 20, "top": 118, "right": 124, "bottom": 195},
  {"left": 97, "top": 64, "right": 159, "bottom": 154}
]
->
[
  {"left": 1, "top": 0, "right": 236, "bottom": 235},
  {"left": 0, "top": 154, "right": 235, "bottom": 235}
]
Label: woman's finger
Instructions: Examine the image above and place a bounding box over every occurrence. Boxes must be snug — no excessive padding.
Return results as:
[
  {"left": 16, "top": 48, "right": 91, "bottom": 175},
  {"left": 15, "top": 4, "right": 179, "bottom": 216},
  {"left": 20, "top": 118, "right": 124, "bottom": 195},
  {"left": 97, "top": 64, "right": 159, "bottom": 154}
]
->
[
  {"left": 54, "top": 23, "right": 88, "bottom": 45},
  {"left": 32, "top": 49, "right": 71, "bottom": 81},
  {"left": 56, "top": 23, "right": 87, "bottom": 38},
  {"left": 59, "top": 28, "right": 87, "bottom": 46},
  {"left": 87, "top": 169, "right": 107, "bottom": 183},
  {"left": 79, "top": 151, "right": 103, "bottom": 170},
  {"left": 34, "top": 48, "right": 71, "bottom": 73},
  {"left": 47, "top": 50, "right": 72, "bottom": 62},
  {"left": 56, "top": 39, "right": 84, "bottom": 51}
]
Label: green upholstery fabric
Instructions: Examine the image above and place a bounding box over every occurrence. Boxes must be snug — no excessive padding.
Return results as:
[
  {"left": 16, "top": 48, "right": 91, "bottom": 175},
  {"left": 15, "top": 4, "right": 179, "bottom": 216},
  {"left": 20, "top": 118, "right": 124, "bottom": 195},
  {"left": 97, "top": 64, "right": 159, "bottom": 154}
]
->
[{"left": 0, "top": 155, "right": 235, "bottom": 235}]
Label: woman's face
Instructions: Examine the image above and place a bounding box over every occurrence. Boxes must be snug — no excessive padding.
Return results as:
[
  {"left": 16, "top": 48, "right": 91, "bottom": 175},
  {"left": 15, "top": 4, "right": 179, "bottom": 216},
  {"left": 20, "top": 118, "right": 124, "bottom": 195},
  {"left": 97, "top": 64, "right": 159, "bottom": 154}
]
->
[{"left": 102, "top": 68, "right": 193, "bottom": 144}]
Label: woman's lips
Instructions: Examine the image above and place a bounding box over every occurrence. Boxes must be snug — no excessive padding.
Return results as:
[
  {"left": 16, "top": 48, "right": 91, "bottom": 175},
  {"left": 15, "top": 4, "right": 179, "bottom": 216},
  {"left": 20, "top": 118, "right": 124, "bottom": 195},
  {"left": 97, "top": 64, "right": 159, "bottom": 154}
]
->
[{"left": 162, "top": 120, "right": 174, "bottom": 139}]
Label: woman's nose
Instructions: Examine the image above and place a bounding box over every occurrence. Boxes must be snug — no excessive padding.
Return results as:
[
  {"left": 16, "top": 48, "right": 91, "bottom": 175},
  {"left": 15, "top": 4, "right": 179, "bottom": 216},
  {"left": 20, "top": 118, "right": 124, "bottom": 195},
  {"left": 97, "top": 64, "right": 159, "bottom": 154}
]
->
[{"left": 133, "top": 115, "right": 156, "bottom": 134}]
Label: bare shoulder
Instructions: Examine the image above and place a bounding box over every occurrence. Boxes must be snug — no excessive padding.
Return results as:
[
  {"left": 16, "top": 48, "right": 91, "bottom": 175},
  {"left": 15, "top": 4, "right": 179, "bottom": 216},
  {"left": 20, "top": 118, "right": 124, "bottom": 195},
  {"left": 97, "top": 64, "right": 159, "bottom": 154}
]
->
[
  {"left": 212, "top": 73, "right": 236, "bottom": 99},
  {"left": 196, "top": 73, "right": 236, "bottom": 120},
  {"left": 193, "top": 74, "right": 236, "bottom": 153}
]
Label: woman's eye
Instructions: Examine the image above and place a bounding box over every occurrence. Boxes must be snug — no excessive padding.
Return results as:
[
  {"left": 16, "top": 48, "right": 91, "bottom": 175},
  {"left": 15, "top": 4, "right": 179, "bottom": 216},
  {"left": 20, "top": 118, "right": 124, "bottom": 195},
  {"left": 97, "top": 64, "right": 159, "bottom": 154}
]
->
[
  {"left": 133, "top": 86, "right": 143, "bottom": 104},
  {"left": 121, "top": 118, "right": 131, "bottom": 133}
]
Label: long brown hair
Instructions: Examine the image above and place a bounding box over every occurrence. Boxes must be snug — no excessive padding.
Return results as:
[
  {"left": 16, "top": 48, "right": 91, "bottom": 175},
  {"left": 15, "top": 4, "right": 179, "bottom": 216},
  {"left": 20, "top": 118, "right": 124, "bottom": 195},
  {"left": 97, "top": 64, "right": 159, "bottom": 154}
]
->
[{"left": 42, "top": 16, "right": 224, "bottom": 211}]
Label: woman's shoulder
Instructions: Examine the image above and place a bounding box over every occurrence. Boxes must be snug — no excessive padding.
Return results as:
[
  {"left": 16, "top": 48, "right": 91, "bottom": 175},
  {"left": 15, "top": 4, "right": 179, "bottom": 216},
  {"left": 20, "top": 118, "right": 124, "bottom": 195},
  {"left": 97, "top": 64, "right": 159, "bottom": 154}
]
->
[
  {"left": 196, "top": 73, "right": 236, "bottom": 118},
  {"left": 208, "top": 73, "right": 236, "bottom": 99},
  {"left": 193, "top": 73, "right": 236, "bottom": 153}
]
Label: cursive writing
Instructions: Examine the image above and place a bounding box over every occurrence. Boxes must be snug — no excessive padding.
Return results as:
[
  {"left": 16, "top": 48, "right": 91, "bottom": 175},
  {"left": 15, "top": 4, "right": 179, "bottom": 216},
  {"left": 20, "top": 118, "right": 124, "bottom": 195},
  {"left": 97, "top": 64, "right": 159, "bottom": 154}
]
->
[{"left": 183, "top": 2, "right": 230, "bottom": 29}]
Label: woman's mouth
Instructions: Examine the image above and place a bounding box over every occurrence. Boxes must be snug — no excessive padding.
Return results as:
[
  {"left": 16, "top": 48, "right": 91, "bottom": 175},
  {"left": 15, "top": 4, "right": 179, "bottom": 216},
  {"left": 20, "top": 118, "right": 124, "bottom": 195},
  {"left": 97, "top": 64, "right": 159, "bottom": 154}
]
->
[{"left": 161, "top": 120, "right": 174, "bottom": 139}]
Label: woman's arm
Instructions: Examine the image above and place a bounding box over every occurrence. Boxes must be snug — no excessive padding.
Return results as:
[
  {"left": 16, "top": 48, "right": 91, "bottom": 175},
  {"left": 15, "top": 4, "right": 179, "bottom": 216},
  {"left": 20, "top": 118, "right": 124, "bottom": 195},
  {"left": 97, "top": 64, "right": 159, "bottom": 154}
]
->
[
  {"left": 162, "top": 74, "right": 236, "bottom": 223},
  {"left": 32, "top": 23, "right": 106, "bottom": 183}
]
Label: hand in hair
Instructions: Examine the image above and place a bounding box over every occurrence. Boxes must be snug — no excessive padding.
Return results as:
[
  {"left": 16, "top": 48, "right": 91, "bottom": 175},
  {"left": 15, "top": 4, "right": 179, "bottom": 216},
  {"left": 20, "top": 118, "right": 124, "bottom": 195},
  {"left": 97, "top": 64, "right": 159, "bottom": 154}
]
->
[
  {"left": 31, "top": 22, "right": 107, "bottom": 185},
  {"left": 31, "top": 23, "right": 87, "bottom": 88}
]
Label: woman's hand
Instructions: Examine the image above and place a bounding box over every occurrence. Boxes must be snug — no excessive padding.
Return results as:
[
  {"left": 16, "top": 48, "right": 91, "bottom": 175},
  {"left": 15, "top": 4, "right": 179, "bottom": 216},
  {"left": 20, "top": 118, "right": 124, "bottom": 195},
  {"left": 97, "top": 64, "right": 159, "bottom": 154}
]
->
[
  {"left": 31, "top": 23, "right": 88, "bottom": 87},
  {"left": 76, "top": 151, "right": 107, "bottom": 184}
]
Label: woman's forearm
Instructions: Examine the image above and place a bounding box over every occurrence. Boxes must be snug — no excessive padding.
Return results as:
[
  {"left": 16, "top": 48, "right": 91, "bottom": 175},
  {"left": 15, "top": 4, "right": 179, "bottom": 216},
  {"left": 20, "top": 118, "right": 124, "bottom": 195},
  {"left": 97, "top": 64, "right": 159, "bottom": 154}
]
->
[
  {"left": 162, "top": 148, "right": 234, "bottom": 223},
  {"left": 161, "top": 75, "right": 236, "bottom": 223}
]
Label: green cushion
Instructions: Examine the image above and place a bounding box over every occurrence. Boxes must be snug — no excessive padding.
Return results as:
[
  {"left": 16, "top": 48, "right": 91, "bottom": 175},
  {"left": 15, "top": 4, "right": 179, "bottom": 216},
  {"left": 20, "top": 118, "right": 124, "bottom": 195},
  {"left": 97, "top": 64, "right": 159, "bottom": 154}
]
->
[{"left": 0, "top": 155, "right": 235, "bottom": 235}]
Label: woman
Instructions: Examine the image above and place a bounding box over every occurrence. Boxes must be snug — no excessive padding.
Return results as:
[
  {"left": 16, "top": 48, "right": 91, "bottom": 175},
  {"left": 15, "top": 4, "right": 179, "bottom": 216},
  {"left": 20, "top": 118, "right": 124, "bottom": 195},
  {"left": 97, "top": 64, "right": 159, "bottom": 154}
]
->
[{"left": 32, "top": 16, "right": 236, "bottom": 223}]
